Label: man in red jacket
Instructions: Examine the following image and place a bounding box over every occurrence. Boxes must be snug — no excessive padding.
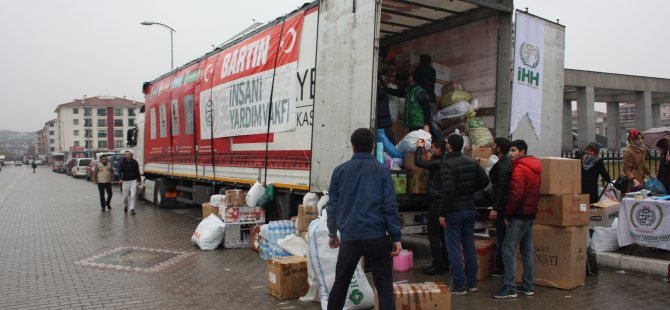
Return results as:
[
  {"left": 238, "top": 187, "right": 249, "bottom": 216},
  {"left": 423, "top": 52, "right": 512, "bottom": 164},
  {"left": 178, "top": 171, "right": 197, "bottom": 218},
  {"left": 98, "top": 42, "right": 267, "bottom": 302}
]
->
[{"left": 493, "top": 140, "right": 541, "bottom": 299}]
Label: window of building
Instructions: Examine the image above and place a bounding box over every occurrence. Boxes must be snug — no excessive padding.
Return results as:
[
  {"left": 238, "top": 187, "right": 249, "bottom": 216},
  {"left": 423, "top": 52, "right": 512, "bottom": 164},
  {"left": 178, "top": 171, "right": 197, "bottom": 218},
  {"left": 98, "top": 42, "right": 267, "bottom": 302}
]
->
[
  {"left": 73, "top": 119, "right": 79, "bottom": 125},
  {"left": 114, "top": 119, "right": 123, "bottom": 127},
  {"left": 128, "top": 118, "right": 135, "bottom": 127},
  {"left": 49, "top": 131, "right": 54, "bottom": 135},
  {"left": 84, "top": 108, "right": 92, "bottom": 116},
  {"left": 98, "top": 141, "right": 108, "bottom": 149},
  {"left": 84, "top": 129, "right": 93, "bottom": 138},
  {"left": 50, "top": 147, "right": 55, "bottom": 152},
  {"left": 73, "top": 108, "right": 79, "bottom": 114},
  {"left": 84, "top": 119, "right": 92, "bottom": 127},
  {"left": 97, "top": 108, "right": 107, "bottom": 116},
  {"left": 74, "top": 141, "right": 80, "bottom": 147},
  {"left": 85, "top": 140, "right": 92, "bottom": 148},
  {"left": 97, "top": 119, "right": 107, "bottom": 127},
  {"left": 73, "top": 130, "right": 79, "bottom": 136},
  {"left": 115, "top": 140, "right": 124, "bottom": 148},
  {"left": 98, "top": 130, "right": 107, "bottom": 138},
  {"left": 115, "top": 130, "right": 124, "bottom": 137},
  {"left": 49, "top": 139, "right": 55, "bottom": 143},
  {"left": 114, "top": 108, "right": 123, "bottom": 116},
  {"left": 128, "top": 108, "right": 136, "bottom": 116}
]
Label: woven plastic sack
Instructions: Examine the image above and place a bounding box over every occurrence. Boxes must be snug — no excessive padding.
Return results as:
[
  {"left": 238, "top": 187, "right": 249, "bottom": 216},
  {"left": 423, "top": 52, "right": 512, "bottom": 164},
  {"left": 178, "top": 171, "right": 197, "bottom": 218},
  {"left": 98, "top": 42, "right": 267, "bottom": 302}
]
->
[
  {"left": 468, "top": 127, "right": 494, "bottom": 146},
  {"left": 441, "top": 90, "right": 473, "bottom": 109}
]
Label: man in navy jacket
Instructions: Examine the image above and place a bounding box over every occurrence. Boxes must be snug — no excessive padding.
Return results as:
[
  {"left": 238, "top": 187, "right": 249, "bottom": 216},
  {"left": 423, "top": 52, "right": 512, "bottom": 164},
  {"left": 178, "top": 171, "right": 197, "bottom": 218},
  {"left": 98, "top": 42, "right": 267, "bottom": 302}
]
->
[{"left": 327, "top": 128, "right": 402, "bottom": 310}]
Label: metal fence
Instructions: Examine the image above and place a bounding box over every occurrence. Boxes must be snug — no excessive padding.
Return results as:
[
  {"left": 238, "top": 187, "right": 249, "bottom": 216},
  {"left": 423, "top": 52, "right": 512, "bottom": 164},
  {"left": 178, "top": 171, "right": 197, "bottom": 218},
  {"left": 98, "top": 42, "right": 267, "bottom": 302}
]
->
[{"left": 560, "top": 149, "right": 663, "bottom": 180}]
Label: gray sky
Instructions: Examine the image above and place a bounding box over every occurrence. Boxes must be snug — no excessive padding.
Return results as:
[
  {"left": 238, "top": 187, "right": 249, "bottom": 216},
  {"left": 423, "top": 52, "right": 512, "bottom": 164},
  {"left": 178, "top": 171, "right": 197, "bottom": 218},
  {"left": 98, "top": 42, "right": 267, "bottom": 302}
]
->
[{"left": 1, "top": 0, "right": 668, "bottom": 131}]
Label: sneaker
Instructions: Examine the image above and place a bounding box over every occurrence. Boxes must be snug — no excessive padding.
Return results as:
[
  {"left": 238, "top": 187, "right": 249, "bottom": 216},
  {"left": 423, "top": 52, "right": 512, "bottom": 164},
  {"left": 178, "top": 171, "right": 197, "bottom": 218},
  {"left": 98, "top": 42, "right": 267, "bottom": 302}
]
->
[
  {"left": 466, "top": 286, "right": 478, "bottom": 292},
  {"left": 130, "top": 210, "right": 136, "bottom": 215},
  {"left": 516, "top": 286, "right": 534, "bottom": 296},
  {"left": 106, "top": 203, "right": 112, "bottom": 210},
  {"left": 451, "top": 288, "right": 468, "bottom": 295},
  {"left": 491, "top": 269, "right": 504, "bottom": 277},
  {"left": 493, "top": 286, "right": 517, "bottom": 299}
]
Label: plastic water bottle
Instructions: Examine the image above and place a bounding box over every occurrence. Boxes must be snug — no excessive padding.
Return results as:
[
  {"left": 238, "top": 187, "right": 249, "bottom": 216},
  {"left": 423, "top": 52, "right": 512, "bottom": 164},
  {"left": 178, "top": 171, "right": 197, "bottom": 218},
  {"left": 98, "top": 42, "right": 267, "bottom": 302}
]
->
[
  {"left": 269, "top": 221, "right": 277, "bottom": 244},
  {"left": 376, "top": 142, "right": 384, "bottom": 163}
]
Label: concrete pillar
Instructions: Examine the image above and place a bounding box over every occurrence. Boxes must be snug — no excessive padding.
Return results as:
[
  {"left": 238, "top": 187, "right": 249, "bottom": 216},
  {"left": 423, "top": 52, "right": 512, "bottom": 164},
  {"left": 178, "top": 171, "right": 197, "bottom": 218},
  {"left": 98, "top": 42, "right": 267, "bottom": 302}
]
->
[
  {"left": 606, "top": 102, "right": 620, "bottom": 150},
  {"left": 562, "top": 99, "right": 573, "bottom": 151},
  {"left": 576, "top": 87, "right": 595, "bottom": 151},
  {"left": 652, "top": 102, "right": 661, "bottom": 128},
  {"left": 635, "top": 90, "right": 652, "bottom": 131}
]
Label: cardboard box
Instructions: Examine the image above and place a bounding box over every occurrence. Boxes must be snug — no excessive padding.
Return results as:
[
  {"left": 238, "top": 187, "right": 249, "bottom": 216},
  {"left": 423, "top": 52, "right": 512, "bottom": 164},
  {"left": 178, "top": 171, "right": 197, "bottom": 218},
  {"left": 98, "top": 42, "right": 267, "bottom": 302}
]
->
[
  {"left": 223, "top": 206, "right": 266, "bottom": 224},
  {"left": 374, "top": 282, "right": 451, "bottom": 310},
  {"left": 201, "top": 202, "right": 220, "bottom": 219},
  {"left": 402, "top": 151, "right": 429, "bottom": 171},
  {"left": 391, "top": 172, "right": 407, "bottom": 194},
  {"left": 391, "top": 120, "right": 409, "bottom": 144},
  {"left": 515, "top": 225, "right": 587, "bottom": 289},
  {"left": 225, "top": 189, "right": 246, "bottom": 207},
  {"left": 474, "top": 239, "right": 496, "bottom": 281},
  {"left": 475, "top": 157, "right": 488, "bottom": 169},
  {"left": 589, "top": 200, "right": 620, "bottom": 229},
  {"left": 464, "top": 144, "right": 492, "bottom": 159},
  {"left": 267, "top": 256, "right": 308, "bottom": 300},
  {"left": 296, "top": 205, "right": 319, "bottom": 232},
  {"left": 224, "top": 222, "right": 262, "bottom": 248},
  {"left": 250, "top": 225, "right": 262, "bottom": 253},
  {"left": 539, "top": 157, "right": 582, "bottom": 195},
  {"left": 536, "top": 194, "right": 590, "bottom": 227},
  {"left": 407, "top": 169, "right": 429, "bottom": 194}
]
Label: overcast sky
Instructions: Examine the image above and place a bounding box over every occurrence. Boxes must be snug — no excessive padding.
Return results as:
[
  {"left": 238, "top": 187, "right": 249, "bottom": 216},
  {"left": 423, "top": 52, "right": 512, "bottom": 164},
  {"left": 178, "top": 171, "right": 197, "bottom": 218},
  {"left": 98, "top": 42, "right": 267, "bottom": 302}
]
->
[{"left": 1, "top": 0, "right": 668, "bottom": 132}]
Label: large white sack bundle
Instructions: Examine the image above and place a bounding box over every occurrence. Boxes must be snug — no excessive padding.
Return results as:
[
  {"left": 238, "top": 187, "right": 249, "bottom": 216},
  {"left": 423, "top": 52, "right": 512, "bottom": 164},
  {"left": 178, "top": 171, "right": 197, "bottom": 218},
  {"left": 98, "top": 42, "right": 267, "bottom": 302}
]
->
[
  {"left": 307, "top": 212, "right": 374, "bottom": 310},
  {"left": 303, "top": 192, "right": 319, "bottom": 207},
  {"left": 396, "top": 129, "right": 432, "bottom": 153},
  {"left": 245, "top": 182, "right": 265, "bottom": 207},
  {"left": 278, "top": 234, "right": 308, "bottom": 257},
  {"left": 191, "top": 214, "right": 226, "bottom": 250}
]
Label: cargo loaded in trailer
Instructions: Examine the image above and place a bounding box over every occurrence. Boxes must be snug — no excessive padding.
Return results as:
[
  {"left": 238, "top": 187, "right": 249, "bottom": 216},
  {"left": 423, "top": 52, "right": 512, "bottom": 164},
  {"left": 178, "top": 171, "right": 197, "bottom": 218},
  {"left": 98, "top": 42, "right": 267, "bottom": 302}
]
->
[{"left": 131, "top": 0, "right": 564, "bottom": 234}]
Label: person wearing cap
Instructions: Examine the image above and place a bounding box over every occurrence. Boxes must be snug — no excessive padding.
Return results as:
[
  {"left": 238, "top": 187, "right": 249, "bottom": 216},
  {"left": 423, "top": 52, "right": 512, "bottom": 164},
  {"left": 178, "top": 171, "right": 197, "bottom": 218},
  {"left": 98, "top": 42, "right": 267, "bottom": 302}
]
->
[
  {"left": 623, "top": 129, "right": 651, "bottom": 194},
  {"left": 581, "top": 142, "right": 612, "bottom": 204}
]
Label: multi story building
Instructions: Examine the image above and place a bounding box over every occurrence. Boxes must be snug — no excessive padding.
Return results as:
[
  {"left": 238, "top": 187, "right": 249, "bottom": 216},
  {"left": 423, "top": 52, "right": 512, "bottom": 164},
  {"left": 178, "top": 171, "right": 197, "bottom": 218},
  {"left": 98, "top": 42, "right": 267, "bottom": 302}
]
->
[
  {"left": 46, "top": 119, "right": 60, "bottom": 154},
  {"left": 54, "top": 96, "right": 143, "bottom": 158}
]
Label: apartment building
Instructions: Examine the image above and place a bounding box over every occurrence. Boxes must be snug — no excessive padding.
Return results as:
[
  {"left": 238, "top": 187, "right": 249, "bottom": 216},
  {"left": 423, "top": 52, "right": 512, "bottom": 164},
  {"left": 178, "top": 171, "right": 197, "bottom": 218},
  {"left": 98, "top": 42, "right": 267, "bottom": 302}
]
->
[{"left": 54, "top": 96, "right": 143, "bottom": 158}]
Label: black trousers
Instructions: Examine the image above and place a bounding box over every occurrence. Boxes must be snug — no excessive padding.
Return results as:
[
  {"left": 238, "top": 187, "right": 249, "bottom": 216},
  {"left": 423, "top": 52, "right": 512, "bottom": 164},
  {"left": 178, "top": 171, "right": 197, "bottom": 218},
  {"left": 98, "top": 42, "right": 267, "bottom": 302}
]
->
[
  {"left": 427, "top": 200, "right": 449, "bottom": 270},
  {"left": 494, "top": 211, "right": 507, "bottom": 270},
  {"left": 97, "top": 183, "right": 112, "bottom": 209},
  {"left": 328, "top": 237, "right": 394, "bottom": 310}
]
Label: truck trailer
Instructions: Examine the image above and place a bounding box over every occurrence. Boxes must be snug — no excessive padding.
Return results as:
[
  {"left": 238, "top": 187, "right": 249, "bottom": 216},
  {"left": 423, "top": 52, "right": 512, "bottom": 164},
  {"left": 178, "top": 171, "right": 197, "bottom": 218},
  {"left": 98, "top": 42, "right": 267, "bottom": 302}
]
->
[{"left": 134, "top": 0, "right": 565, "bottom": 232}]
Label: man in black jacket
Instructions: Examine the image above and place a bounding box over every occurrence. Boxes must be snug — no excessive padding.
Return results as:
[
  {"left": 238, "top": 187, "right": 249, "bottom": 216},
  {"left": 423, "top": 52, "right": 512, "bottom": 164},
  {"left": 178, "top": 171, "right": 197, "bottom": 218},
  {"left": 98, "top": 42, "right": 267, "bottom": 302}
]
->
[
  {"left": 440, "top": 134, "right": 489, "bottom": 295},
  {"left": 118, "top": 151, "right": 141, "bottom": 215},
  {"left": 414, "top": 139, "right": 448, "bottom": 275},
  {"left": 488, "top": 137, "right": 512, "bottom": 277}
]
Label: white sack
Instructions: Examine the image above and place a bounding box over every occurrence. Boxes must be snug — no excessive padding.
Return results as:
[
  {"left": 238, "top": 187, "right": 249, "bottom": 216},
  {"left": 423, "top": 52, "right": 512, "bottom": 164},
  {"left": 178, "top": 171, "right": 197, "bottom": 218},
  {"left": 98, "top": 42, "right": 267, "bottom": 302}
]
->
[
  {"left": 303, "top": 192, "right": 319, "bottom": 207},
  {"left": 396, "top": 129, "right": 432, "bottom": 153},
  {"left": 278, "top": 234, "right": 308, "bottom": 257},
  {"left": 191, "top": 214, "right": 226, "bottom": 250},
  {"left": 245, "top": 182, "right": 265, "bottom": 207}
]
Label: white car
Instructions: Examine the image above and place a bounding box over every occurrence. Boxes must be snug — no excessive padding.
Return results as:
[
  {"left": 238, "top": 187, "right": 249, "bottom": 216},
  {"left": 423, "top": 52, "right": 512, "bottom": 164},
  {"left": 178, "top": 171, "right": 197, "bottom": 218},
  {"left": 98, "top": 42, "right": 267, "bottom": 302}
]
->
[{"left": 71, "top": 158, "right": 92, "bottom": 178}]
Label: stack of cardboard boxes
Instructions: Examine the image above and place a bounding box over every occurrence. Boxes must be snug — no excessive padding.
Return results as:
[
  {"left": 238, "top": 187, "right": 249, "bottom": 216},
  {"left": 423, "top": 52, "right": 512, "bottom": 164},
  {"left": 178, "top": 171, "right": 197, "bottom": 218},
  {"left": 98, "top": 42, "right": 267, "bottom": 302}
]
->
[
  {"left": 516, "top": 157, "right": 588, "bottom": 289},
  {"left": 222, "top": 189, "right": 266, "bottom": 248},
  {"left": 402, "top": 151, "right": 429, "bottom": 194}
]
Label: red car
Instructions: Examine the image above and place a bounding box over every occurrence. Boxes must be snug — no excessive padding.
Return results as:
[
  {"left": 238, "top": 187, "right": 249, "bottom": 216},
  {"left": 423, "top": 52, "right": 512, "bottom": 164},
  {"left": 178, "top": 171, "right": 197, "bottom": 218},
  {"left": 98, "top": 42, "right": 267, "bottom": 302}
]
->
[{"left": 86, "top": 160, "right": 98, "bottom": 181}]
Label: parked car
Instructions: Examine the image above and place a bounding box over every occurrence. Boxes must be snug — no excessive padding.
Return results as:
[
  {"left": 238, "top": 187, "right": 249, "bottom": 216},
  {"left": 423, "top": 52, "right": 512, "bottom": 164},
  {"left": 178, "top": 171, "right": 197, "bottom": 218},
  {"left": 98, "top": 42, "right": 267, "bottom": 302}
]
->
[
  {"left": 71, "top": 158, "right": 92, "bottom": 178},
  {"left": 53, "top": 162, "right": 65, "bottom": 173},
  {"left": 15, "top": 161, "right": 22, "bottom": 167},
  {"left": 35, "top": 160, "right": 44, "bottom": 165},
  {"left": 86, "top": 160, "right": 98, "bottom": 181},
  {"left": 65, "top": 159, "right": 77, "bottom": 176},
  {"left": 108, "top": 154, "right": 124, "bottom": 182}
]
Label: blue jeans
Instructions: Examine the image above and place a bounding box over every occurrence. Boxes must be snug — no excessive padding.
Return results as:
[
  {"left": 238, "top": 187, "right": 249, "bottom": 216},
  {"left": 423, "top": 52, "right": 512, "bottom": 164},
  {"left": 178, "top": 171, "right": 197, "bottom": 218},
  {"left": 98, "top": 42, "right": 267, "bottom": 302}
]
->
[
  {"left": 444, "top": 210, "right": 477, "bottom": 289},
  {"left": 502, "top": 218, "right": 534, "bottom": 289}
]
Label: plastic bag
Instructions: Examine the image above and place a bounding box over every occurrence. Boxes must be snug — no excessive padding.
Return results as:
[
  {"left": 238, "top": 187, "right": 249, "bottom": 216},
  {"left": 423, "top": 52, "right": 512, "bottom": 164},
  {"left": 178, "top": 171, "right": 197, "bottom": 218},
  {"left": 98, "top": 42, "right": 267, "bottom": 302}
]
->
[
  {"left": 303, "top": 192, "right": 319, "bottom": 207},
  {"left": 278, "top": 234, "right": 308, "bottom": 257},
  {"left": 645, "top": 178, "right": 667, "bottom": 194},
  {"left": 245, "top": 182, "right": 266, "bottom": 207},
  {"left": 591, "top": 220, "right": 619, "bottom": 252},
  {"left": 191, "top": 214, "right": 226, "bottom": 250},
  {"left": 317, "top": 193, "right": 329, "bottom": 214},
  {"left": 377, "top": 129, "right": 404, "bottom": 158},
  {"left": 209, "top": 194, "right": 226, "bottom": 208},
  {"left": 307, "top": 212, "right": 375, "bottom": 310},
  {"left": 434, "top": 101, "right": 472, "bottom": 121},
  {"left": 396, "top": 129, "right": 432, "bottom": 153},
  {"left": 468, "top": 127, "right": 494, "bottom": 146},
  {"left": 257, "top": 183, "right": 274, "bottom": 209},
  {"left": 440, "top": 90, "right": 473, "bottom": 109}
]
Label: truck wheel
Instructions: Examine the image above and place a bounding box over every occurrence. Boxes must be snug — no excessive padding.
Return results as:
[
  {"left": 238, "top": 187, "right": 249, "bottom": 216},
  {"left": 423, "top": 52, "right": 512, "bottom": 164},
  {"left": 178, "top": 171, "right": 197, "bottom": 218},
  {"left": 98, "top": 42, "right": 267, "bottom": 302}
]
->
[{"left": 154, "top": 179, "right": 167, "bottom": 208}]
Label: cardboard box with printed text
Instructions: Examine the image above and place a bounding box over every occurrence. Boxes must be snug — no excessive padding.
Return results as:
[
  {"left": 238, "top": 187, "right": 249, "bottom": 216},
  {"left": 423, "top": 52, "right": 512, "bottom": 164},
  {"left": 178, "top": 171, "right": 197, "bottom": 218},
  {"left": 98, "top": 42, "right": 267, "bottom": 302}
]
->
[
  {"left": 536, "top": 194, "right": 590, "bottom": 227},
  {"left": 267, "top": 256, "right": 308, "bottom": 300}
]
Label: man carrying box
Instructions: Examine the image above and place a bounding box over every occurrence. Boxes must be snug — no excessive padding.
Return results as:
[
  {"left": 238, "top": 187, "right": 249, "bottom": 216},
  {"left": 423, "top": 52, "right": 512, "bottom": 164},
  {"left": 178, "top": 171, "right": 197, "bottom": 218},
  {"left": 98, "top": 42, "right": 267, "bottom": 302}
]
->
[
  {"left": 493, "top": 140, "right": 541, "bottom": 299},
  {"left": 326, "top": 128, "right": 403, "bottom": 310}
]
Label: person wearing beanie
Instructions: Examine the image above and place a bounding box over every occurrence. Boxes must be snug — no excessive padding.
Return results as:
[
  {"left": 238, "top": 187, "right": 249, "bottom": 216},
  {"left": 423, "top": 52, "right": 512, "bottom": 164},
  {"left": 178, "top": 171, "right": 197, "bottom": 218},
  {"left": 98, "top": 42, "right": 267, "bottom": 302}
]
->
[
  {"left": 439, "top": 134, "right": 489, "bottom": 295},
  {"left": 623, "top": 129, "right": 651, "bottom": 194},
  {"left": 581, "top": 142, "right": 612, "bottom": 204}
]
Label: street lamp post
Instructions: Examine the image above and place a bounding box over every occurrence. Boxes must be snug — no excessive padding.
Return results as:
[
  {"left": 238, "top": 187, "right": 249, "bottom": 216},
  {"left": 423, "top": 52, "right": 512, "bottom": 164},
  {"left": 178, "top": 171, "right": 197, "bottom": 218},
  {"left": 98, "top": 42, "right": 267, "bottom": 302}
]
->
[{"left": 140, "top": 21, "right": 176, "bottom": 70}]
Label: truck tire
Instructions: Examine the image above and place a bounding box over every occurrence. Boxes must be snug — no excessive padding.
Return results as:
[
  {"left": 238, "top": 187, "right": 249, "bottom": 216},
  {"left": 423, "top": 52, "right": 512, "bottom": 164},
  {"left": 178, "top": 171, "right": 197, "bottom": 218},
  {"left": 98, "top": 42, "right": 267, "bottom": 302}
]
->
[{"left": 154, "top": 179, "right": 173, "bottom": 208}]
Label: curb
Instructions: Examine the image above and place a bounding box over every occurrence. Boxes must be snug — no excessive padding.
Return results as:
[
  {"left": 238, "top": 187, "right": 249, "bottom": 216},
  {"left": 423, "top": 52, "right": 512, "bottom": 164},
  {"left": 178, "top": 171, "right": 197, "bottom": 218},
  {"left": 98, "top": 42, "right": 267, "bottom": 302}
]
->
[{"left": 596, "top": 251, "right": 670, "bottom": 278}]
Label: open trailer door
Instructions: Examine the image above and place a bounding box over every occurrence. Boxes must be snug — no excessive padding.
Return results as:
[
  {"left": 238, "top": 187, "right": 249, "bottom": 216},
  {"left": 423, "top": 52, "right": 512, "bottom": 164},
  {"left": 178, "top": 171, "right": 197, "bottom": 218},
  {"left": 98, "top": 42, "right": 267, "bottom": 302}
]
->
[{"left": 310, "top": 0, "right": 381, "bottom": 192}]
